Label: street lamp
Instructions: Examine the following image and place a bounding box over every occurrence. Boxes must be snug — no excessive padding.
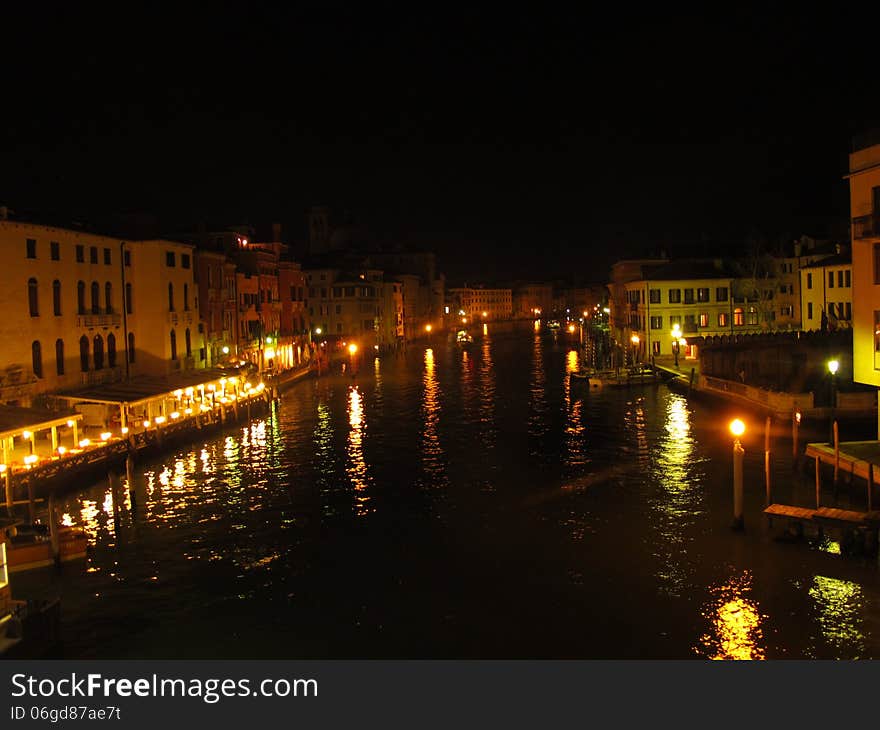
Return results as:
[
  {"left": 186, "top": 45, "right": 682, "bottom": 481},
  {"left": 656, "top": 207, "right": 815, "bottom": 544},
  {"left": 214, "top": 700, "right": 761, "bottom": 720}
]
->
[
  {"left": 671, "top": 324, "right": 682, "bottom": 368},
  {"left": 730, "top": 418, "right": 746, "bottom": 531},
  {"left": 828, "top": 359, "right": 839, "bottom": 444},
  {"left": 630, "top": 334, "right": 640, "bottom": 365}
]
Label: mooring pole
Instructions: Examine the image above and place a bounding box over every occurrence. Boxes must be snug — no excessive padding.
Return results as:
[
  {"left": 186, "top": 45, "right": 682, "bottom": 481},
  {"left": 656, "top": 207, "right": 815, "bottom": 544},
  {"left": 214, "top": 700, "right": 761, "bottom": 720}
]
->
[
  {"left": 833, "top": 421, "right": 840, "bottom": 486},
  {"left": 732, "top": 436, "right": 744, "bottom": 531},
  {"left": 764, "top": 415, "right": 771, "bottom": 506}
]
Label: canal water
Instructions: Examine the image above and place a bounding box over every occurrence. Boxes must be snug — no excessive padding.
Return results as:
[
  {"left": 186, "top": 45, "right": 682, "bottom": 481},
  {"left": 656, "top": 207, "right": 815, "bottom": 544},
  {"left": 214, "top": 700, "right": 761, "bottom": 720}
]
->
[{"left": 15, "top": 322, "right": 880, "bottom": 659}]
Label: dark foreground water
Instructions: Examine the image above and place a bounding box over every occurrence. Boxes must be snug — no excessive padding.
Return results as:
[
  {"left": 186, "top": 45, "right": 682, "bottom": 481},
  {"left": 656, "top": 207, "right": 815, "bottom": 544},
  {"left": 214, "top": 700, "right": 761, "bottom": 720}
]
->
[{"left": 15, "top": 323, "right": 880, "bottom": 659}]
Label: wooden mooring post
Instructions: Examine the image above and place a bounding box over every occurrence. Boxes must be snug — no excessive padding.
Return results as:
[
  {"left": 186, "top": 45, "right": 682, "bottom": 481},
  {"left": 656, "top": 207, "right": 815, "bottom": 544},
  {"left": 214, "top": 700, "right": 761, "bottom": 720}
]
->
[
  {"left": 791, "top": 410, "right": 800, "bottom": 467},
  {"left": 815, "top": 455, "right": 821, "bottom": 509},
  {"left": 833, "top": 421, "right": 840, "bottom": 486},
  {"left": 764, "top": 415, "right": 771, "bottom": 506}
]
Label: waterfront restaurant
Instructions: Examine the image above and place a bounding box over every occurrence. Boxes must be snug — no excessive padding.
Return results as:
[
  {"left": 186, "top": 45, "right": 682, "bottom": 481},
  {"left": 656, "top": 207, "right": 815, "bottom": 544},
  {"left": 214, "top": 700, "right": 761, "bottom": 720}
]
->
[{"left": 0, "top": 404, "right": 84, "bottom": 470}]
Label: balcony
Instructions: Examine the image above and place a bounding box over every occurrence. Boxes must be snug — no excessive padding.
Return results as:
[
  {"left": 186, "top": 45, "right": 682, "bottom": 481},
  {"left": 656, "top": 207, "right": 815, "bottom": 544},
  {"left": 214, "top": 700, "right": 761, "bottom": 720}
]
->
[
  {"left": 168, "top": 311, "right": 195, "bottom": 326},
  {"left": 76, "top": 313, "right": 122, "bottom": 328},
  {"left": 853, "top": 214, "right": 880, "bottom": 240},
  {"left": 80, "top": 367, "right": 122, "bottom": 386}
]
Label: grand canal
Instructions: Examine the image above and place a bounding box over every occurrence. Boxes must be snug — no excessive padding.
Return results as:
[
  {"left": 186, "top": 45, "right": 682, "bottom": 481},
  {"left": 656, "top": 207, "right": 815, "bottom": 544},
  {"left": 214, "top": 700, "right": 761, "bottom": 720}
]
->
[{"left": 15, "top": 322, "right": 880, "bottom": 659}]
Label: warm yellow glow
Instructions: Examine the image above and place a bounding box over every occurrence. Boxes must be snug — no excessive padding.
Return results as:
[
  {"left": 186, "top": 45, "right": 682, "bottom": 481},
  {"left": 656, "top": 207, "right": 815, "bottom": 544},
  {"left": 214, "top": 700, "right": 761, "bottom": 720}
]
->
[
  {"left": 602, "top": 307, "right": 610, "bottom": 314},
  {"left": 583, "top": 311, "right": 588, "bottom": 317},
  {"left": 222, "top": 346, "right": 230, "bottom": 354},
  {"left": 349, "top": 388, "right": 363, "bottom": 427},
  {"left": 22, "top": 430, "right": 32, "bottom": 440},
  {"left": 100, "top": 432, "right": 111, "bottom": 441},
  {"left": 57, "top": 446, "right": 67, "bottom": 455},
  {"left": 155, "top": 416, "right": 166, "bottom": 424},
  {"left": 534, "top": 319, "right": 541, "bottom": 331},
  {"left": 0, "top": 464, "right": 7, "bottom": 473},
  {"left": 207, "top": 384, "right": 216, "bottom": 392},
  {"left": 315, "top": 327, "right": 322, "bottom": 335},
  {"left": 256, "top": 382, "right": 265, "bottom": 391},
  {"left": 828, "top": 359, "right": 839, "bottom": 375},
  {"left": 264, "top": 348, "right": 276, "bottom": 360},
  {"left": 483, "top": 323, "right": 488, "bottom": 335},
  {"left": 482, "top": 311, "right": 487, "bottom": 318},
  {"left": 679, "top": 338, "right": 687, "bottom": 347},
  {"left": 170, "top": 412, "right": 180, "bottom": 419},
  {"left": 462, "top": 317, "right": 467, "bottom": 324},
  {"left": 24, "top": 454, "right": 38, "bottom": 465},
  {"left": 630, "top": 334, "right": 639, "bottom": 345},
  {"left": 729, "top": 419, "right": 745, "bottom": 437},
  {"left": 244, "top": 382, "right": 252, "bottom": 390},
  {"left": 568, "top": 324, "right": 576, "bottom": 333},
  {"left": 143, "top": 420, "right": 151, "bottom": 428},
  {"left": 121, "top": 427, "right": 129, "bottom": 434},
  {"left": 265, "top": 336, "right": 273, "bottom": 344},
  {"left": 698, "top": 574, "right": 766, "bottom": 660},
  {"left": 795, "top": 411, "right": 801, "bottom": 423},
  {"left": 185, "top": 387, "right": 194, "bottom": 396},
  {"left": 66, "top": 420, "right": 75, "bottom": 428},
  {"left": 348, "top": 343, "right": 358, "bottom": 355},
  {"left": 79, "top": 439, "right": 91, "bottom": 448},
  {"left": 425, "top": 324, "right": 433, "bottom": 332}
]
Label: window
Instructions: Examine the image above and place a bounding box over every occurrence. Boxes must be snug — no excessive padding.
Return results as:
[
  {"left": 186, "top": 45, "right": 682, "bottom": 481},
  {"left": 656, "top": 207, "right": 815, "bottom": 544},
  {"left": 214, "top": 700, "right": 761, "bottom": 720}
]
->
[
  {"left": 807, "top": 272, "right": 813, "bottom": 289},
  {"left": 93, "top": 335, "right": 104, "bottom": 370},
  {"left": 734, "top": 307, "right": 744, "bottom": 326},
  {"left": 719, "top": 312, "right": 729, "bottom": 327},
  {"left": 124, "top": 249, "right": 131, "bottom": 267},
  {"left": 845, "top": 270, "right": 851, "bottom": 288},
  {"left": 747, "top": 307, "right": 758, "bottom": 325},
  {"left": 684, "top": 314, "right": 696, "bottom": 328},
  {"left": 668, "top": 289, "right": 681, "bottom": 304},
  {"left": 185, "top": 328, "right": 192, "bottom": 358},
  {"left": 779, "top": 285, "right": 787, "bottom": 294},
  {"left": 683, "top": 288, "right": 694, "bottom": 304},
  {"left": 183, "top": 283, "right": 189, "bottom": 311},
  {"left": 715, "top": 287, "right": 728, "bottom": 302},
  {"left": 170, "top": 330, "right": 177, "bottom": 360},
  {"left": 125, "top": 283, "right": 133, "bottom": 314},
  {"left": 808, "top": 302, "right": 813, "bottom": 320},
  {"left": 26, "top": 238, "right": 36, "bottom": 258},
  {"left": 50, "top": 241, "right": 60, "bottom": 260},
  {"left": 105, "top": 282, "right": 112, "bottom": 313},
  {"left": 828, "top": 271, "right": 835, "bottom": 288},
  {"left": 649, "top": 289, "right": 661, "bottom": 304},
  {"left": 76, "top": 245, "right": 84, "bottom": 263},
  {"left": 105, "top": 333, "right": 116, "bottom": 368},
  {"left": 79, "top": 336, "right": 89, "bottom": 372},
  {"left": 128, "top": 332, "right": 135, "bottom": 363},
  {"left": 91, "top": 281, "right": 100, "bottom": 314},
  {"left": 166, "top": 252, "right": 176, "bottom": 267},
  {"left": 652, "top": 341, "right": 661, "bottom": 355},
  {"left": 53, "top": 280, "right": 61, "bottom": 316},
  {"left": 55, "top": 339, "right": 64, "bottom": 375},
  {"left": 168, "top": 283, "right": 175, "bottom": 311},
  {"left": 32, "top": 341, "right": 42, "bottom": 378},
  {"left": 103, "top": 248, "right": 111, "bottom": 265},
  {"left": 335, "top": 304, "right": 342, "bottom": 315},
  {"left": 182, "top": 254, "right": 191, "bottom": 269},
  {"left": 90, "top": 246, "right": 98, "bottom": 264},
  {"left": 77, "top": 281, "right": 86, "bottom": 314},
  {"left": 650, "top": 315, "right": 663, "bottom": 329},
  {"left": 837, "top": 270, "right": 843, "bottom": 288},
  {"left": 697, "top": 288, "right": 710, "bottom": 302},
  {"left": 669, "top": 315, "right": 681, "bottom": 327},
  {"left": 845, "top": 302, "right": 852, "bottom": 321},
  {"left": 699, "top": 313, "right": 709, "bottom": 327},
  {"left": 28, "top": 278, "right": 39, "bottom": 316}
]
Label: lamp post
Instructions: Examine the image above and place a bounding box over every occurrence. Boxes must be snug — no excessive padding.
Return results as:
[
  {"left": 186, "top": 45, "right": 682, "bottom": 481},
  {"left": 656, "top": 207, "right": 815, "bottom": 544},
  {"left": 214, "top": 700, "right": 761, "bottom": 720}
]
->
[
  {"left": 348, "top": 343, "right": 358, "bottom": 378},
  {"left": 630, "top": 334, "right": 640, "bottom": 365},
  {"left": 730, "top": 418, "right": 746, "bottom": 531},
  {"left": 671, "top": 324, "right": 682, "bottom": 368},
  {"left": 828, "top": 359, "right": 839, "bottom": 444}
]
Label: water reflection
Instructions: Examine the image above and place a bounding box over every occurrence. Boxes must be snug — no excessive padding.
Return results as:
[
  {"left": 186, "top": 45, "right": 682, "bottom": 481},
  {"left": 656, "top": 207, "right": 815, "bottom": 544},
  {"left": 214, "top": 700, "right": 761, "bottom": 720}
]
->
[
  {"left": 564, "top": 350, "right": 586, "bottom": 469},
  {"left": 528, "top": 331, "right": 548, "bottom": 451},
  {"left": 808, "top": 575, "right": 866, "bottom": 657},
  {"left": 696, "top": 571, "right": 767, "bottom": 660},
  {"left": 347, "top": 386, "right": 373, "bottom": 516},
  {"left": 421, "top": 348, "right": 447, "bottom": 488},
  {"left": 477, "top": 334, "right": 497, "bottom": 477},
  {"left": 650, "top": 394, "right": 706, "bottom": 598}
]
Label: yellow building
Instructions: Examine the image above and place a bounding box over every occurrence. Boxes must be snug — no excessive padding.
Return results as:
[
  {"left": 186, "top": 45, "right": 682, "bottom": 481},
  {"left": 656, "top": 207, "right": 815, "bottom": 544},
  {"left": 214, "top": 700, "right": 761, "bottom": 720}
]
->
[
  {"left": 798, "top": 252, "right": 852, "bottom": 332},
  {"left": 447, "top": 286, "right": 513, "bottom": 322},
  {"left": 848, "top": 135, "right": 880, "bottom": 412},
  {"left": 0, "top": 216, "right": 201, "bottom": 407}
]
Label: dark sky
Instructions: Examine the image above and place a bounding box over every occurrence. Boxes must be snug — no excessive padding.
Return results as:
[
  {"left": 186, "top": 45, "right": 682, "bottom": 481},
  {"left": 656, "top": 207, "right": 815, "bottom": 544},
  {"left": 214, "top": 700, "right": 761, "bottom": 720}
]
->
[{"left": 2, "top": 4, "right": 879, "bottom": 282}]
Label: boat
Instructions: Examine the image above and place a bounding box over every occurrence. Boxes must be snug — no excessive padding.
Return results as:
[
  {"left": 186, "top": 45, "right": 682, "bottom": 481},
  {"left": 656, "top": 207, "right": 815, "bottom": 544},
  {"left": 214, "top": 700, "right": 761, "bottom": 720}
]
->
[
  {"left": 0, "top": 522, "right": 63, "bottom": 658},
  {"left": 588, "top": 365, "right": 659, "bottom": 388},
  {"left": 456, "top": 330, "right": 475, "bottom": 347},
  {"left": 2, "top": 522, "right": 89, "bottom": 573},
  {"left": 568, "top": 368, "right": 594, "bottom": 382}
]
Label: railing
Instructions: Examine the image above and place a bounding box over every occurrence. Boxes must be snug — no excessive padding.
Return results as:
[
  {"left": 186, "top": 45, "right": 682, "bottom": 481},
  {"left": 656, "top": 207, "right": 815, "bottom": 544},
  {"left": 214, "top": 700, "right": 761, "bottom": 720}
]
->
[
  {"left": 80, "top": 367, "right": 122, "bottom": 385},
  {"left": 852, "top": 214, "right": 880, "bottom": 240},
  {"left": 76, "top": 313, "right": 122, "bottom": 328},
  {"left": 168, "top": 311, "right": 195, "bottom": 326}
]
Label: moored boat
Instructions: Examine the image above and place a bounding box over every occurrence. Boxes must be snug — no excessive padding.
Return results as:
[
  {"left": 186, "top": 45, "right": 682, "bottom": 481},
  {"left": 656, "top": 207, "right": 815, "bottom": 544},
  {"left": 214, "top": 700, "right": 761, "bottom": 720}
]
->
[{"left": 2, "top": 522, "right": 89, "bottom": 573}]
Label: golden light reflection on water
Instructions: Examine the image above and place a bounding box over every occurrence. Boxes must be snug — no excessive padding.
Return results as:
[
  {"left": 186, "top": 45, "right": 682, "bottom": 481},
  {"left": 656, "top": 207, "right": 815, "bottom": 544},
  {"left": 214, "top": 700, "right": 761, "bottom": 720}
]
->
[
  {"left": 696, "top": 572, "right": 766, "bottom": 660},
  {"left": 528, "top": 332, "right": 547, "bottom": 444},
  {"left": 347, "top": 386, "right": 373, "bottom": 516},
  {"left": 421, "top": 349, "right": 446, "bottom": 486},
  {"left": 808, "top": 575, "right": 866, "bottom": 656},
  {"left": 564, "top": 350, "right": 585, "bottom": 467}
]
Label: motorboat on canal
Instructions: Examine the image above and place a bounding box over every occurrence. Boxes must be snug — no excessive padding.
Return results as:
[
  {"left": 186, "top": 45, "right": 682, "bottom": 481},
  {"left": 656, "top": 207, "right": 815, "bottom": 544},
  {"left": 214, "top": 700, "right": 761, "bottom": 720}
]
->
[
  {"left": 1, "top": 520, "right": 89, "bottom": 573},
  {"left": 456, "top": 330, "right": 475, "bottom": 348},
  {"left": 587, "top": 365, "right": 661, "bottom": 388}
]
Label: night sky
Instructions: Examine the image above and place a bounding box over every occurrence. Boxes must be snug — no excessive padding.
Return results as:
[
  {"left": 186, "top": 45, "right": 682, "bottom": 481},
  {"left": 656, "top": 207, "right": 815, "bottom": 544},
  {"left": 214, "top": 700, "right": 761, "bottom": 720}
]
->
[{"left": 2, "top": 5, "right": 879, "bottom": 282}]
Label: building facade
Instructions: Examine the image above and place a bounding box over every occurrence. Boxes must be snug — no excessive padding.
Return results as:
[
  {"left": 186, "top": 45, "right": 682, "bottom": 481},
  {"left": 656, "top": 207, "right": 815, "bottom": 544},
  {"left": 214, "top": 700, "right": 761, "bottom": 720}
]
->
[{"left": 799, "top": 253, "right": 853, "bottom": 332}]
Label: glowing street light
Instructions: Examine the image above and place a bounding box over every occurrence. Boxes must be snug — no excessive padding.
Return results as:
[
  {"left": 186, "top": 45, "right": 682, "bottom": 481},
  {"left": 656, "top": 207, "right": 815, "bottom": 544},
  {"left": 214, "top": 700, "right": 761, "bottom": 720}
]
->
[
  {"left": 828, "top": 359, "right": 839, "bottom": 444},
  {"left": 315, "top": 327, "right": 322, "bottom": 336},
  {"left": 222, "top": 346, "right": 230, "bottom": 355},
  {"left": 730, "top": 419, "right": 746, "bottom": 530},
  {"left": 425, "top": 324, "right": 433, "bottom": 333},
  {"left": 671, "top": 324, "right": 682, "bottom": 368}
]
